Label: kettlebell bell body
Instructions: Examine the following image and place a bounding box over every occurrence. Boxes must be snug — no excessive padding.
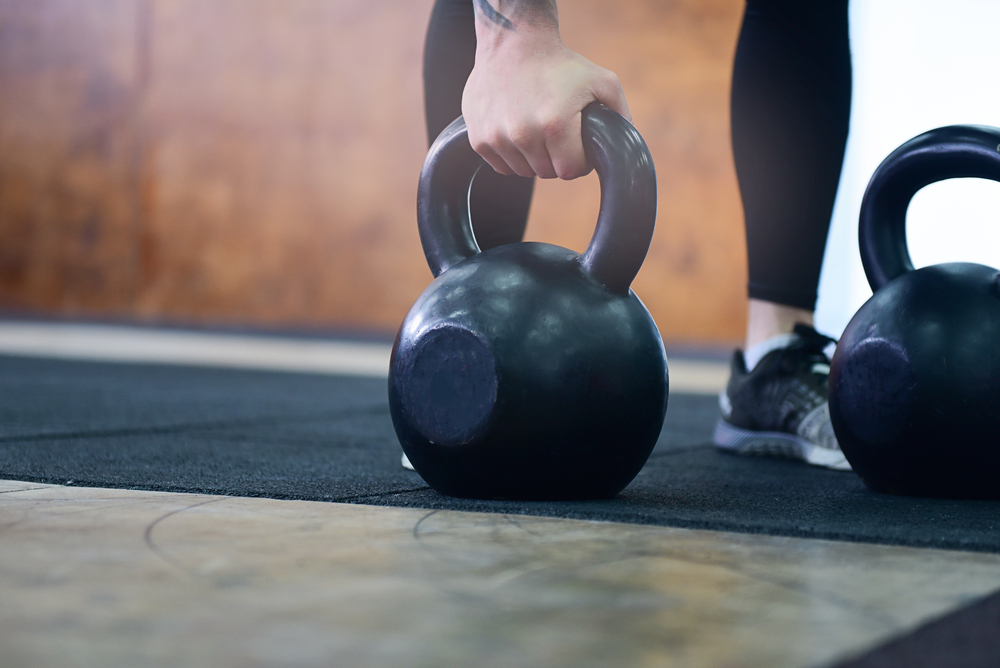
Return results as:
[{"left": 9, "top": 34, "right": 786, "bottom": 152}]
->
[
  {"left": 389, "top": 103, "right": 668, "bottom": 500},
  {"left": 829, "top": 125, "right": 1000, "bottom": 498}
]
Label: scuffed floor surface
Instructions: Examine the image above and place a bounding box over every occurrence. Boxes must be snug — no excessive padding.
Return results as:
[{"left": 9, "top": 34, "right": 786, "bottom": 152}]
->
[{"left": 2, "top": 480, "right": 999, "bottom": 668}]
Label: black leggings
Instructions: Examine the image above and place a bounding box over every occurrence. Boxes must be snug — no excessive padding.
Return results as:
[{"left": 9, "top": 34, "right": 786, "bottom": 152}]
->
[{"left": 423, "top": 0, "right": 851, "bottom": 311}]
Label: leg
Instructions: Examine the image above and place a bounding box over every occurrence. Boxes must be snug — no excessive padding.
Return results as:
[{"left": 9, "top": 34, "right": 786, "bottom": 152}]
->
[
  {"left": 423, "top": 0, "right": 534, "bottom": 250},
  {"left": 715, "top": 0, "right": 852, "bottom": 470},
  {"left": 731, "top": 0, "right": 851, "bottom": 349},
  {"left": 745, "top": 298, "right": 813, "bottom": 352}
]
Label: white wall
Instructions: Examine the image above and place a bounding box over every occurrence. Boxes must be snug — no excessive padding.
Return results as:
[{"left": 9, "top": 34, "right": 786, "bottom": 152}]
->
[{"left": 815, "top": 0, "right": 1000, "bottom": 337}]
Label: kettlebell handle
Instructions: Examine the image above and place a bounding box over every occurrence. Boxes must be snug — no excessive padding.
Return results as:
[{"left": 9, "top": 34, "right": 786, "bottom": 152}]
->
[
  {"left": 859, "top": 124, "right": 1000, "bottom": 292},
  {"left": 417, "top": 103, "right": 657, "bottom": 295}
]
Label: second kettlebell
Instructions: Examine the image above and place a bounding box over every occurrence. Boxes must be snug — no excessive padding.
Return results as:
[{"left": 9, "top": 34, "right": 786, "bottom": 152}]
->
[{"left": 829, "top": 125, "right": 1000, "bottom": 498}]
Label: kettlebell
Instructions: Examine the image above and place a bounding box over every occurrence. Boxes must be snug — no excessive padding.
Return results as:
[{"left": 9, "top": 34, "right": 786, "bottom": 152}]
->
[
  {"left": 829, "top": 125, "right": 1000, "bottom": 498},
  {"left": 388, "top": 103, "right": 668, "bottom": 501}
]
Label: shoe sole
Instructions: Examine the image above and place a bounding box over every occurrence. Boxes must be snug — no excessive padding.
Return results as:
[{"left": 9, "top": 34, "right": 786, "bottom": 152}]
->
[{"left": 712, "top": 419, "right": 852, "bottom": 471}]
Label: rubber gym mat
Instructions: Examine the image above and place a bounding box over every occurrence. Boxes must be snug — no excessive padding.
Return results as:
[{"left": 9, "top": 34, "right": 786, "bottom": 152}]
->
[{"left": 1, "top": 354, "right": 999, "bottom": 553}]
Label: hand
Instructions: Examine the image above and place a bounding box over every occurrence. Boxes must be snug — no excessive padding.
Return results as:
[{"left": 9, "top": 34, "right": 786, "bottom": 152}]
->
[{"left": 462, "top": 28, "right": 630, "bottom": 180}]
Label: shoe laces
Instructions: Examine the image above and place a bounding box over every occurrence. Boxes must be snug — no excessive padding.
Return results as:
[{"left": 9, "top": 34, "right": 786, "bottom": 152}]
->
[{"left": 775, "top": 324, "right": 836, "bottom": 375}]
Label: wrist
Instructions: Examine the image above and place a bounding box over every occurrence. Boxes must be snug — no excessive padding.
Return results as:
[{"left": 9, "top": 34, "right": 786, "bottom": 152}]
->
[
  {"left": 473, "top": 2, "right": 562, "bottom": 56},
  {"left": 475, "top": 23, "right": 564, "bottom": 64}
]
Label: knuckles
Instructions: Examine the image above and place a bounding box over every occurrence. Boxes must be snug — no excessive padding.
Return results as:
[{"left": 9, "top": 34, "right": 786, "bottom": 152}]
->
[
  {"left": 506, "top": 124, "right": 534, "bottom": 150},
  {"left": 540, "top": 116, "right": 569, "bottom": 141},
  {"left": 468, "top": 112, "right": 592, "bottom": 180}
]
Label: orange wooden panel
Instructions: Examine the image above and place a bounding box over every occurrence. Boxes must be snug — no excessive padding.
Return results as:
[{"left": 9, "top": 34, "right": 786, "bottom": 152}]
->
[
  {"left": 135, "top": 0, "right": 433, "bottom": 330},
  {"left": 0, "top": 0, "right": 748, "bottom": 345},
  {"left": 0, "top": 0, "right": 145, "bottom": 315}
]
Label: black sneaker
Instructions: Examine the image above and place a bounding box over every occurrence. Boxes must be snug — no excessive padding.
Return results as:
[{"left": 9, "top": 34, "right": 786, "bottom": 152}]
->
[{"left": 713, "top": 324, "right": 851, "bottom": 471}]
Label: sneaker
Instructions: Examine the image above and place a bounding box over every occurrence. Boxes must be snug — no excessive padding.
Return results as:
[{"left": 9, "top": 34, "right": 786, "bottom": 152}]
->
[{"left": 713, "top": 323, "right": 851, "bottom": 471}]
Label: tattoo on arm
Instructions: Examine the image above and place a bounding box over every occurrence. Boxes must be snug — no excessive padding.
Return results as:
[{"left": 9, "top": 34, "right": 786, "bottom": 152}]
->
[
  {"left": 475, "top": 0, "right": 515, "bottom": 30},
  {"left": 474, "top": 0, "right": 557, "bottom": 31}
]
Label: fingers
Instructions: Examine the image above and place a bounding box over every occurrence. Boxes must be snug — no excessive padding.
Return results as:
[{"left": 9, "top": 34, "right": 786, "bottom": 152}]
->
[
  {"left": 469, "top": 122, "right": 558, "bottom": 179},
  {"left": 591, "top": 69, "right": 632, "bottom": 124},
  {"left": 542, "top": 113, "right": 590, "bottom": 180},
  {"left": 468, "top": 70, "right": 630, "bottom": 181},
  {"left": 509, "top": 125, "right": 560, "bottom": 179},
  {"left": 469, "top": 114, "right": 591, "bottom": 180},
  {"left": 470, "top": 135, "right": 526, "bottom": 177},
  {"left": 460, "top": 52, "right": 630, "bottom": 180}
]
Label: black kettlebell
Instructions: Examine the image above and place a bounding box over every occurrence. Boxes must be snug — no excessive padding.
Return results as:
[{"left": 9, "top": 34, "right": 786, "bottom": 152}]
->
[
  {"left": 388, "top": 103, "right": 668, "bottom": 501},
  {"left": 829, "top": 125, "right": 1000, "bottom": 498}
]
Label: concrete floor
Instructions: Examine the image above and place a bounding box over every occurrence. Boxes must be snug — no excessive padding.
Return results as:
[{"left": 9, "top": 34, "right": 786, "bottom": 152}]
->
[{"left": 2, "top": 479, "right": 999, "bottom": 668}]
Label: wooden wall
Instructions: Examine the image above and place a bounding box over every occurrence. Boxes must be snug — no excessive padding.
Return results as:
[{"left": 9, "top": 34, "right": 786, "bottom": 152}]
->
[{"left": 0, "top": 0, "right": 747, "bottom": 345}]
